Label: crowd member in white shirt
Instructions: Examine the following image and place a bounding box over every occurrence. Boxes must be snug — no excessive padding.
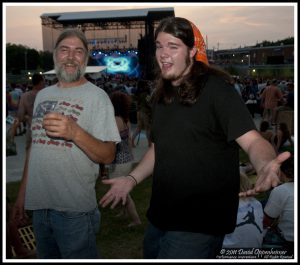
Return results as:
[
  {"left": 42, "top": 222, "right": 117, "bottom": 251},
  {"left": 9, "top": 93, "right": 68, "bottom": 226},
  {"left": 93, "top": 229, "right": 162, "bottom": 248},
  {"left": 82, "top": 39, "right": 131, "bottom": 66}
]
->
[
  {"left": 223, "top": 172, "right": 264, "bottom": 248},
  {"left": 263, "top": 155, "right": 294, "bottom": 252}
]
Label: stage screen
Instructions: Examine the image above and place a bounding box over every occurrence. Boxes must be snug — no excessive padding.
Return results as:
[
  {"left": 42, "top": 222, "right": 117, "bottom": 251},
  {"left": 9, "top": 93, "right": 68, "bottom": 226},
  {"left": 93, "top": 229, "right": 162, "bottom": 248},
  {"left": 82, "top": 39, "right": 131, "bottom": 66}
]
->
[{"left": 92, "top": 50, "right": 140, "bottom": 78}]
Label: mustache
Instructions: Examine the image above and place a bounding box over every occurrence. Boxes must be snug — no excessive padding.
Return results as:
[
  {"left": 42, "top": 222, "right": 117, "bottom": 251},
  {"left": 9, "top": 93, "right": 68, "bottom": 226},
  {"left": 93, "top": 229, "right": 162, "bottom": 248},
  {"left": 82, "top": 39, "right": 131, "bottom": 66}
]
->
[{"left": 61, "top": 59, "right": 79, "bottom": 66}]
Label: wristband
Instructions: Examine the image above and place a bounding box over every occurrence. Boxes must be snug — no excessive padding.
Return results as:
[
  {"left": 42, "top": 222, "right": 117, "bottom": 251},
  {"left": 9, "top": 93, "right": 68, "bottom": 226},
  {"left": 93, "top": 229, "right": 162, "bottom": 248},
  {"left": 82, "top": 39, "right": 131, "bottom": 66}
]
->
[{"left": 127, "top": 174, "right": 138, "bottom": 186}]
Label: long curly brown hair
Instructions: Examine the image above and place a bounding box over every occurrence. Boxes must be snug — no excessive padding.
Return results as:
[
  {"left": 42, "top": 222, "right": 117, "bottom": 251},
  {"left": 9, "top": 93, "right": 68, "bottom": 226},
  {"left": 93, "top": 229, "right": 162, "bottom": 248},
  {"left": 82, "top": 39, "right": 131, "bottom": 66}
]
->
[
  {"left": 152, "top": 17, "right": 233, "bottom": 105},
  {"left": 110, "top": 91, "right": 132, "bottom": 123}
]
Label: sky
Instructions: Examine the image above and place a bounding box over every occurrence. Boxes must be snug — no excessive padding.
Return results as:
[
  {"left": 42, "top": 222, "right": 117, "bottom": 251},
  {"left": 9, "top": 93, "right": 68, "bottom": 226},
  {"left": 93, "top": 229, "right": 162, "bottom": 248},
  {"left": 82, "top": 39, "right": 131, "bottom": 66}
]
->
[{"left": 4, "top": 2, "right": 296, "bottom": 51}]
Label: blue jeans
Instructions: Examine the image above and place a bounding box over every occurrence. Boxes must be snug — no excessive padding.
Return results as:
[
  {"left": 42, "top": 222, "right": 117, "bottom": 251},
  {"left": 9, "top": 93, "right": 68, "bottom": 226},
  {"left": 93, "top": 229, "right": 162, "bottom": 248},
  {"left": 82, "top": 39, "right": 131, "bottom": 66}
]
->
[
  {"left": 32, "top": 208, "right": 100, "bottom": 259},
  {"left": 143, "top": 222, "right": 224, "bottom": 259}
]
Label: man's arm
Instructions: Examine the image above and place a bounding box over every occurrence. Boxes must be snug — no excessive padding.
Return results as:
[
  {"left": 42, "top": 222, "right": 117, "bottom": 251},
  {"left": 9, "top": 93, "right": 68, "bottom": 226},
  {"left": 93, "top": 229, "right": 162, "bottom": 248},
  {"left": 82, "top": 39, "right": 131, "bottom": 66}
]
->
[
  {"left": 43, "top": 112, "right": 116, "bottom": 164},
  {"left": 17, "top": 94, "right": 26, "bottom": 122},
  {"left": 72, "top": 123, "right": 116, "bottom": 164},
  {"left": 11, "top": 147, "right": 31, "bottom": 225},
  {"left": 236, "top": 130, "right": 290, "bottom": 196},
  {"left": 99, "top": 143, "right": 155, "bottom": 208},
  {"left": 263, "top": 212, "right": 277, "bottom": 229}
]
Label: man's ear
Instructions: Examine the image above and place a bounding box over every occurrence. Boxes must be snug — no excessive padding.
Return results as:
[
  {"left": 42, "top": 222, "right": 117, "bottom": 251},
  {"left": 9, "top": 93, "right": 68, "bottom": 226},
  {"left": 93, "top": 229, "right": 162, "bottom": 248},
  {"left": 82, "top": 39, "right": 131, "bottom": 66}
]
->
[{"left": 190, "top": 47, "right": 197, "bottom": 59}]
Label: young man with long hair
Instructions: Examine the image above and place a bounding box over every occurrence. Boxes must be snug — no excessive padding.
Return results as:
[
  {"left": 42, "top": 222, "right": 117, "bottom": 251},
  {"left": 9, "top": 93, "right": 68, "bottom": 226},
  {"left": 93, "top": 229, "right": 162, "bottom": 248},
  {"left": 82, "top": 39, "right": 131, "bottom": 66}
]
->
[{"left": 100, "top": 17, "right": 290, "bottom": 259}]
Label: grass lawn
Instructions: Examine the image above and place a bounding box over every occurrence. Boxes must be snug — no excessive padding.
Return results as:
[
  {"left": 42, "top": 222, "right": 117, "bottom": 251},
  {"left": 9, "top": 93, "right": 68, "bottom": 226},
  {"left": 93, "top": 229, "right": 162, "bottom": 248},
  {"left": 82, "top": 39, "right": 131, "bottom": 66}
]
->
[{"left": 95, "top": 176, "right": 152, "bottom": 259}]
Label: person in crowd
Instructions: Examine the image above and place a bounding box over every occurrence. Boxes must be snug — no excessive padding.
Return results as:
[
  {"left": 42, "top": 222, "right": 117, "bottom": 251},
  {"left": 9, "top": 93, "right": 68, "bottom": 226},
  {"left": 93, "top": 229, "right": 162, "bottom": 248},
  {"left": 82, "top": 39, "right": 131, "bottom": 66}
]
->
[
  {"left": 99, "top": 17, "right": 290, "bottom": 259},
  {"left": 9, "top": 83, "right": 23, "bottom": 112},
  {"left": 6, "top": 85, "right": 33, "bottom": 255},
  {"left": 223, "top": 172, "right": 264, "bottom": 248},
  {"left": 245, "top": 93, "right": 257, "bottom": 118},
  {"left": 17, "top": 73, "right": 45, "bottom": 152},
  {"left": 131, "top": 79, "right": 152, "bottom": 148},
  {"left": 233, "top": 77, "right": 242, "bottom": 97},
  {"left": 259, "top": 120, "right": 273, "bottom": 143},
  {"left": 272, "top": 122, "right": 293, "bottom": 153},
  {"left": 108, "top": 91, "right": 141, "bottom": 227},
  {"left": 6, "top": 86, "right": 13, "bottom": 115},
  {"left": 7, "top": 74, "right": 45, "bottom": 259},
  {"left": 280, "top": 82, "right": 294, "bottom": 110},
  {"left": 6, "top": 197, "right": 35, "bottom": 259},
  {"left": 273, "top": 82, "right": 294, "bottom": 124},
  {"left": 9, "top": 83, "right": 24, "bottom": 135},
  {"left": 263, "top": 155, "right": 294, "bottom": 252},
  {"left": 11, "top": 28, "right": 120, "bottom": 259},
  {"left": 6, "top": 117, "right": 19, "bottom": 156},
  {"left": 98, "top": 163, "right": 108, "bottom": 179},
  {"left": 260, "top": 79, "right": 283, "bottom": 125},
  {"left": 284, "top": 82, "right": 294, "bottom": 110},
  {"left": 257, "top": 80, "right": 269, "bottom": 117},
  {"left": 239, "top": 162, "right": 255, "bottom": 176}
]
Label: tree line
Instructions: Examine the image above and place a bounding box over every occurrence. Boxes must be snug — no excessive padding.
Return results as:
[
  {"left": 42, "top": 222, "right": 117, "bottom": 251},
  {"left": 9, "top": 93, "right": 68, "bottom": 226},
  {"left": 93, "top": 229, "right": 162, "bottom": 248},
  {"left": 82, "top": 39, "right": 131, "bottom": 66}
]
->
[
  {"left": 6, "top": 43, "right": 54, "bottom": 74},
  {"left": 254, "top": 37, "right": 294, "bottom": 48},
  {"left": 6, "top": 43, "right": 98, "bottom": 75}
]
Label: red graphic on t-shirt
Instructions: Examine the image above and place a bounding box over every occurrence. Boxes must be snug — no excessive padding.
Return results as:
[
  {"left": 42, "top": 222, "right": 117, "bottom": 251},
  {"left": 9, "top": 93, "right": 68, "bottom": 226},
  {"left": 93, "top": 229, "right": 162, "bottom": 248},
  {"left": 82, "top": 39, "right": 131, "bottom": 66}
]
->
[{"left": 31, "top": 99, "right": 83, "bottom": 149}]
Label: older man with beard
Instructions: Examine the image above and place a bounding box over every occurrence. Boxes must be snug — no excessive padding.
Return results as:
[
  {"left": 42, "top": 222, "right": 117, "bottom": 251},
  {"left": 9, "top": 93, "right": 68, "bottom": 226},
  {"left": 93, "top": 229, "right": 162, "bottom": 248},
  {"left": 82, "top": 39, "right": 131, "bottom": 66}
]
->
[{"left": 11, "top": 29, "right": 121, "bottom": 259}]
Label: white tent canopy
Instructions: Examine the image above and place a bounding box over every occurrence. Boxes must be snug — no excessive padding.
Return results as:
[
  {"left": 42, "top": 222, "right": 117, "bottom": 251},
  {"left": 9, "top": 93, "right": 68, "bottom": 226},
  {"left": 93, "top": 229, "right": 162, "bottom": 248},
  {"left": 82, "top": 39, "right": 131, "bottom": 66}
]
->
[{"left": 43, "top": 66, "right": 107, "bottom": 80}]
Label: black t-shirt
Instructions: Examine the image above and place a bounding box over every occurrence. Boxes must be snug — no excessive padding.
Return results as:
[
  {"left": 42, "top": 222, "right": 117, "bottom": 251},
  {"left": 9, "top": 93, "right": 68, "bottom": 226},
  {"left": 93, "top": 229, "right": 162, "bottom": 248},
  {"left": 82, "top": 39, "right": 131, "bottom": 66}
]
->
[{"left": 148, "top": 75, "right": 256, "bottom": 235}]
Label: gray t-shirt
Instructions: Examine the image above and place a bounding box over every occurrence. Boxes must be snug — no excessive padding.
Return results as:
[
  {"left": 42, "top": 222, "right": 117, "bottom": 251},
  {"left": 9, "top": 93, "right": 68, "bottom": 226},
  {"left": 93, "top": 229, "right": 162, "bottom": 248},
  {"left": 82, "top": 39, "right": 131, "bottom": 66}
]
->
[{"left": 25, "top": 81, "right": 120, "bottom": 212}]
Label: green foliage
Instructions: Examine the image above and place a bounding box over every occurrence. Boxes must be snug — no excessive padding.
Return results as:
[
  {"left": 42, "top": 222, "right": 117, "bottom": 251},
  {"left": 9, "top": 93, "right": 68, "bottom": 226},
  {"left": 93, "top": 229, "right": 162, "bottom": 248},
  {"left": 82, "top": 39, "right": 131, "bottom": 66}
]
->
[
  {"left": 6, "top": 43, "right": 27, "bottom": 74},
  {"left": 6, "top": 43, "right": 54, "bottom": 74},
  {"left": 39, "top": 51, "right": 54, "bottom": 72},
  {"left": 254, "top": 37, "right": 294, "bottom": 47}
]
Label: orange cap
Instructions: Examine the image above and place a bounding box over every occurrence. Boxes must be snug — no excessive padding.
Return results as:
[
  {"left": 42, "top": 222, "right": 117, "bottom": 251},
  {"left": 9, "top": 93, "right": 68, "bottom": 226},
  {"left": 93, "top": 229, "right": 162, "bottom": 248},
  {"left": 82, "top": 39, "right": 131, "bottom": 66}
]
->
[{"left": 189, "top": 21, "right": 209, "bottom": 65}]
